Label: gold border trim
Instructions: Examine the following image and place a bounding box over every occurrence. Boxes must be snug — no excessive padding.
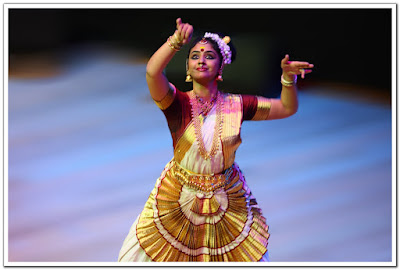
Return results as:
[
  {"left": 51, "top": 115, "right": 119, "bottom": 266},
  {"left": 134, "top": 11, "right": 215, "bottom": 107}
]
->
[{"left": 153, "top": 83, "right": 177, "bottom": 110}]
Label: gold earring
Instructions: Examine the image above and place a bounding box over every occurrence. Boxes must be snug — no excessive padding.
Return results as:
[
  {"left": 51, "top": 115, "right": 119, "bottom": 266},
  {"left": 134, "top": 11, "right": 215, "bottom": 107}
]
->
[{"left": 185, "top": 71, "right": 193, "bottom": 82}]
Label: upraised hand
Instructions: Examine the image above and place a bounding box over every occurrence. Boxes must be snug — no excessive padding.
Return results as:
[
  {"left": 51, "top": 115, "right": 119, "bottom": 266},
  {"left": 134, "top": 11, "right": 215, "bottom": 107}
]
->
[
  {"left": 172, "top": 18, "right": 193, "bottom": 46},
  {"left": 281, "top": 54, "right": 314, "bottom": 79}
]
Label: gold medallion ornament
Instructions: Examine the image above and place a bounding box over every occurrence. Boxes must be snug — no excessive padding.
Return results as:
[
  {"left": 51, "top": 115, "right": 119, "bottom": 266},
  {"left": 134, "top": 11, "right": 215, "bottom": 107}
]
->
[{"left": 189, "top": 91, "right": 224, "bottom": 160}]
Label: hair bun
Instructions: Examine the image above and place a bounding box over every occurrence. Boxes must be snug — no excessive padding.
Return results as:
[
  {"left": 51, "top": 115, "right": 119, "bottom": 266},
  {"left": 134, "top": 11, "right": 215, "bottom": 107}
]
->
[{"left": 222, "top": 36, "right": 231, "bottom": 44}]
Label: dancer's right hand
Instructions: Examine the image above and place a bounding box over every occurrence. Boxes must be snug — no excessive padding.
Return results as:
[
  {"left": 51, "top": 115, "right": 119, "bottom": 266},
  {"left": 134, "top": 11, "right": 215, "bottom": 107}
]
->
[{"left": 173, "top": 18, "right": 193, "bottom": 45}]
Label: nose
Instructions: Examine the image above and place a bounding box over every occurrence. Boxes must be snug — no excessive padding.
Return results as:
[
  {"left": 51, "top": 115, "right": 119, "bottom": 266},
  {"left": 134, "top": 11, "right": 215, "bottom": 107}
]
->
[{"left": 198, "top": 54, "right": 206, "bottom": 64}]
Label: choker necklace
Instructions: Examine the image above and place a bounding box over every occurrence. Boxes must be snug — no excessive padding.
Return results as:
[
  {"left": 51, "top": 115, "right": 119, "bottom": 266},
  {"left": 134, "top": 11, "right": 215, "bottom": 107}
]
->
[
  {"left": 196, "top": 93, "right": 218, "bottom": 117},
  {"left": 189, "top": 91, "right": 224, "bottom": 160}
]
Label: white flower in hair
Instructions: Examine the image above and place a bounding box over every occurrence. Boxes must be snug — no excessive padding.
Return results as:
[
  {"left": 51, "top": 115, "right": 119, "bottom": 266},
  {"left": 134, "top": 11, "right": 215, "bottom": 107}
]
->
[{"left": 204, "top": 32, "right": 232, "bottom": 65}]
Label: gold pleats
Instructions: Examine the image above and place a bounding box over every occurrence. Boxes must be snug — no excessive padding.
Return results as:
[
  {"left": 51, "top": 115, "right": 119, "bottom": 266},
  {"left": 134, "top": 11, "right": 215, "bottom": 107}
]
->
[
  {"left": 136, "top": 161, "right": 269, "bottom": 262},
  {"left": 190, "top": 195, "right": 221, "bottom": 215},
  {"left": 174, "top": 121, "right": 196, "bottom": 164},
  {"left": 221, "top": 94, "right": 243, "bottom": 170}
]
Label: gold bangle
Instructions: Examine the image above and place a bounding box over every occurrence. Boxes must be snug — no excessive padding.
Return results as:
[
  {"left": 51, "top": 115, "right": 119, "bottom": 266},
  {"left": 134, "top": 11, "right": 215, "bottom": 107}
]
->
[
  {"left": 167, "top": 37, "right": 181, "bottom": 51},
  {"left": 281, "top": 75, "right": 297, "bottom": 87}
]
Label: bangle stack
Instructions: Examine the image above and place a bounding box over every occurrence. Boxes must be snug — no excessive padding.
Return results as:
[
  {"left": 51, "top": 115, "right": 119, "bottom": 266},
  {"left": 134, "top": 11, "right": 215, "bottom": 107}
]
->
[
  {"left": 281, "top": 75, "right": 297, "bottom": 87},
  {"left": 167, "top": 34, "right": 183, "bottom": 51}
]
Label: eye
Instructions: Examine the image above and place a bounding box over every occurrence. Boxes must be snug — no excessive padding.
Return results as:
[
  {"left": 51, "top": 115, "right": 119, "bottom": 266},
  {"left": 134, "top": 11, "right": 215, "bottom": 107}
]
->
[
  {"left": 206, "top": 54, "right": 216, "bottom": 59},
  {"left": 191, "top": 54, "right": 199, "bottom": 59}
]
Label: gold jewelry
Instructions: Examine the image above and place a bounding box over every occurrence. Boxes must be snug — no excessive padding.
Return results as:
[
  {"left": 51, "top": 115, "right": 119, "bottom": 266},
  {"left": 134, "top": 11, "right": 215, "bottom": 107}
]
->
[
  {"left": 173, "top": 33, "right": 182, "bottom": 45},
  {"left": 185, "top": 71, "right": 193, "bottom": 82},
  {"left": 173, "top": 161, "right": 232, "bottom": 193},
  {"left": 167, "top": 36, "right": 182, "bottom": 51},
  {"left": 196, "top": 93, "right": 218, "bottom": 116},
  {"left": 185, "top": 60, "right": 192, "bottom": 82},
  {"left": 189, "top": 91, "right": 223, "bottom": 160},
  {"left": 199, "top": 38, "right": 208, "bottom": 44},
  {"left": 281, "top": 74, "right": 297, "bottom": 87}
]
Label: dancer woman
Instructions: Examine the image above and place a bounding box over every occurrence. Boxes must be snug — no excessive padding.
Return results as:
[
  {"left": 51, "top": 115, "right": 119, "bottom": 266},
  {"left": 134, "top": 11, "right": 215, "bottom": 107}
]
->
[{"left": 118, "top": 18, "right": 313, "bottom": 262}]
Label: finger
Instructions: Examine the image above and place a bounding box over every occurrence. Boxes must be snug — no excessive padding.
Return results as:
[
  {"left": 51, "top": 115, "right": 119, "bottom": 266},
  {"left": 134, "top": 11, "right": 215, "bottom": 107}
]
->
[
  {"left": 293, "top": 61, "right": 310, "bottom": 67},
  {"left": 305, "top": 69, "right": 313, "bottom": 74},
  {"left": 176, "top": 18, "right": 182, "bottom": 28},
  {"left": 180, "top": 24, "right": 189, "bottom": 38},
  {"left": 177, "top": 24, "right": 187, "bottom": 43},
  {"left": 176, "top": 22, "right": 183, "bottom": 36},
  {"left": 183, "top": 25, "right": 193, "bottom": 43},
  {"left": 176, "top": 26, "right": 185, "bottom": 42},
  {"left": 281, "top": 54, "right": 289, "bottom": 65},
  {"left": 294, "top": 62, "right": 314, "bottom": 69},
  {"left": 300, "top": 69, "right": 313, "bottom": 78}
]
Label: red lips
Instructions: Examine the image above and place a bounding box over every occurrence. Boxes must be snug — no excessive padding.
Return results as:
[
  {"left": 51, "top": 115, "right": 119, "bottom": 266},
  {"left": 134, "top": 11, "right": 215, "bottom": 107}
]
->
[{"left": 196, "top": 67, "right": 208, "bottom": 71}]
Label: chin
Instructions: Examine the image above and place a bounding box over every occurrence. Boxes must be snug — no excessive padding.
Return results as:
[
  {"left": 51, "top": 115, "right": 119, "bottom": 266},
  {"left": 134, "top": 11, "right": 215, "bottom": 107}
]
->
[
  {"left": 194, "top": 74, "right": 217, "bottom": 82},
  {"left": 194, "top": 78, "right": 215, "bottom": 84}
]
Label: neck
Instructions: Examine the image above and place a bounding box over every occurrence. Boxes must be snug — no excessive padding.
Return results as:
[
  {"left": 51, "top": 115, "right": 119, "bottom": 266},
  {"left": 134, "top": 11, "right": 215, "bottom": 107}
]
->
[{"left": 192, "top": 80, "right": 218, "bottom": 101}]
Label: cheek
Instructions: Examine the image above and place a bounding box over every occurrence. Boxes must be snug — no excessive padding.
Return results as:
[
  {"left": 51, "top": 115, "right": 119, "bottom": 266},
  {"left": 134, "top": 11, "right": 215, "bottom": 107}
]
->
[
  {"left": 187, "top": 59, "right": 196, "bottom": 69},
  {"left": 210, "top": 61, "right": 221, "bottom": 71}
]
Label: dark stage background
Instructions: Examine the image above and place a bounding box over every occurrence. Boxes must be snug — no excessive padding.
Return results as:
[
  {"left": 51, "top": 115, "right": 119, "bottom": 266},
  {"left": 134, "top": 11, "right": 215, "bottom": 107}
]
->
[{"left": 9, "top": 8, "right": 391, "bottom": 96}]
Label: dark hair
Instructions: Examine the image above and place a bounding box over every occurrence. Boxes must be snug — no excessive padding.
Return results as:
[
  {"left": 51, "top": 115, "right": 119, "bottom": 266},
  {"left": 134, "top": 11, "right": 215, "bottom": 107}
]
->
[{"left": 187, "top": 34, "right": 237, "bottom": 68}]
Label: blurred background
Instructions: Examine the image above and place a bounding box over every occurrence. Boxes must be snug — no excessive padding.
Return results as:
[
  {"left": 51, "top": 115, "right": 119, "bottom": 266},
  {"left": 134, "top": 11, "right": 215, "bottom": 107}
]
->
[{"left": 8, "top": 7, "right": 393, "bottom": 263}]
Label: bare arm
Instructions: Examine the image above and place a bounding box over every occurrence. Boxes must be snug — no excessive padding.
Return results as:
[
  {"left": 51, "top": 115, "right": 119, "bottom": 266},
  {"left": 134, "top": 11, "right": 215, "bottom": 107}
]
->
[
  {"left": 268, "top": 54, "right": 314, "bottom": 120},
  {"left": 146, "top": 18, "right": 193, "bottom": 102}
]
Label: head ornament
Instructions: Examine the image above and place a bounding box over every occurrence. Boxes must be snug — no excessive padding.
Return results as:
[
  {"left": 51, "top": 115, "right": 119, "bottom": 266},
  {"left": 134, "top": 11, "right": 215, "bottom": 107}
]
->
[{"left": 203, "top": 32, "right": 232, "bottom": 66}]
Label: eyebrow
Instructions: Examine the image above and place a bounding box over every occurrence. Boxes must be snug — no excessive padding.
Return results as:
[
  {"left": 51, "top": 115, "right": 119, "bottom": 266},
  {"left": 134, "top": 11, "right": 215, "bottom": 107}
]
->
[{"left": 191, "top": 50, "right": 216, "bottom": 54}]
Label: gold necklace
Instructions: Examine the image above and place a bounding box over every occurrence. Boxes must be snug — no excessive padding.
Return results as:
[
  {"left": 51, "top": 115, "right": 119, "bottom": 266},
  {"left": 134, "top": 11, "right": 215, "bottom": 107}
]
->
[
  {"left": 189, "top": 91, "right": 224, "bottom": 160},
  {"left": 196, "top": 94, "right": 218, "bottom": 116}
]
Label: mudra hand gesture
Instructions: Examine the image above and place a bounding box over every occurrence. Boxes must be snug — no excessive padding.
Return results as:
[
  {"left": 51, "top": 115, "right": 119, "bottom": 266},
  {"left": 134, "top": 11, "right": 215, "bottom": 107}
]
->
[
  {"left": 168, "top": 18, "right": 193, "bottom": 49},
  {"left": 281, "top": 54, "right": 314, "bottom": 79}
]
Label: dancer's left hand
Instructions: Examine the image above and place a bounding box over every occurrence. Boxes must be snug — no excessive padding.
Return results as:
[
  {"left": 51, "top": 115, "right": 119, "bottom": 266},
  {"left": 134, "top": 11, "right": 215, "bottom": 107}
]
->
[{"left": 281, "top": 54, "right": 314, "bottom": 79}]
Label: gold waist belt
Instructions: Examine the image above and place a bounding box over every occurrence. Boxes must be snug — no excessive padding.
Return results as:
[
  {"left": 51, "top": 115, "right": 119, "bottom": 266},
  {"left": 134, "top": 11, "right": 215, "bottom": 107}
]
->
[{"left": 173, "top": 161, "right": 234, "bottom": 193}]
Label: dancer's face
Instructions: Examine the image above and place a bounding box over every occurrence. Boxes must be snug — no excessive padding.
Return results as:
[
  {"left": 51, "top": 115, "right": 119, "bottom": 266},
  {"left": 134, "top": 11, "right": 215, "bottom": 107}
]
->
[{"left": 188, "top": 43, "right": 221, "bottom": 83}]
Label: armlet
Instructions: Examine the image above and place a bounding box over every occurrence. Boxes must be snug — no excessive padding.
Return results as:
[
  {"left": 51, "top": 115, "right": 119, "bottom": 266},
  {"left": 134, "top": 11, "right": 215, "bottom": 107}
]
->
[{"left": 251, "top": 96, "right": 271, "bottom": 121}]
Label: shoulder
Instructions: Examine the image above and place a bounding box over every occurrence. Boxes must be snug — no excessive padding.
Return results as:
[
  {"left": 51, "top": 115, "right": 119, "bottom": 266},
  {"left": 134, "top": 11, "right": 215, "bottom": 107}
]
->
[
  {"left": 222, "top": 92, "right": 242, "bottom": 105},
  {"left": 155, "top": 83, "right": 190, "bottom": 111}
]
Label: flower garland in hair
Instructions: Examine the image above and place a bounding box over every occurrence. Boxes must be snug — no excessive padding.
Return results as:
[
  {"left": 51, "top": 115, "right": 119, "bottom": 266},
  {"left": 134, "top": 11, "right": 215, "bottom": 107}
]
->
[{"left": 204, "top": 32, "right": 232, "bottom": 65}]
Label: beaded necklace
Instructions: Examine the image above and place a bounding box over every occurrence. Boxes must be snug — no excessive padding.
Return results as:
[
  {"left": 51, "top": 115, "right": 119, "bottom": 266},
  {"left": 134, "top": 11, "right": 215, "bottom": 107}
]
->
[{"left": 189, "top": 90, "right": 224, "bottom": 160}]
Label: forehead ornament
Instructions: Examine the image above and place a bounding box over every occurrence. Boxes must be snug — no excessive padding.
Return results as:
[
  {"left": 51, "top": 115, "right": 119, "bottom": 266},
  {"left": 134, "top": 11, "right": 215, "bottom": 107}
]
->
[
  {"left": 200, "top": 46, "right": 205, "bottom": 52},
  {"left": 199, "top": 38, "right": 208, "bottom": 44}
]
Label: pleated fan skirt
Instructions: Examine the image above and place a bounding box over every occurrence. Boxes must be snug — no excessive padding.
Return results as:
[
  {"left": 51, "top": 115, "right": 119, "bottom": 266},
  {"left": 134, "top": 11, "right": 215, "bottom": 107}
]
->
[{"left": 118, "top": 160, "right": 270, "bottom": 262}]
